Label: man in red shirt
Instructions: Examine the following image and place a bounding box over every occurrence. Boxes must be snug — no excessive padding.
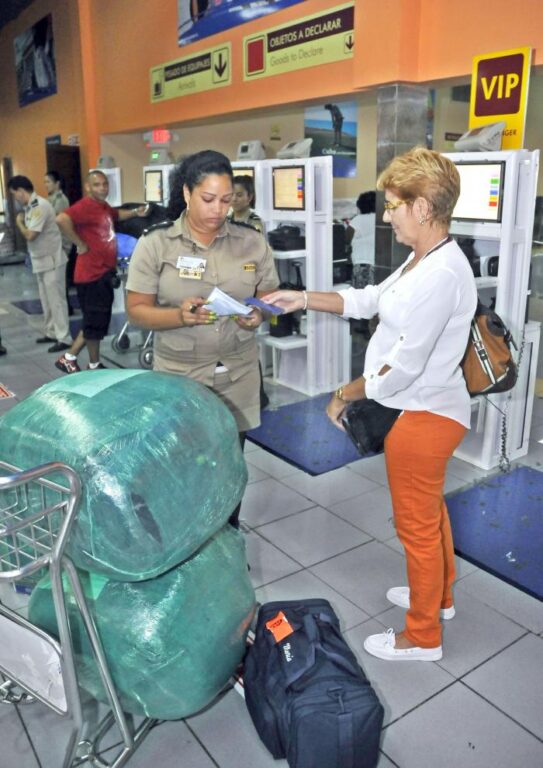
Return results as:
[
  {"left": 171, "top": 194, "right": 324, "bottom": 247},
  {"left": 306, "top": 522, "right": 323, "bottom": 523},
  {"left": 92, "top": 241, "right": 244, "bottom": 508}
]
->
[{"left": 55, "top": 170, "right": 148, "bottom": 372}]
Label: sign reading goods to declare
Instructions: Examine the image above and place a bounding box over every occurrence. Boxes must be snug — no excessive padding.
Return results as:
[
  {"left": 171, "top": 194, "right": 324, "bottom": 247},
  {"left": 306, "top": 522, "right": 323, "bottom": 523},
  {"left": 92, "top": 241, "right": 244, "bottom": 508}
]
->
[
  {"left": 244, "top": 2, "right": 354, "bottom": 80},
  {"left": 150, "top": 43, "right": 231, "bottom": 102}
]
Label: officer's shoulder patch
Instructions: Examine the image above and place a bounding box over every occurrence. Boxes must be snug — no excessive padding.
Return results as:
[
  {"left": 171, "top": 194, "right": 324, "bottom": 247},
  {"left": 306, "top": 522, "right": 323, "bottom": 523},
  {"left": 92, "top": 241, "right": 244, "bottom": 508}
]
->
[
  {"left": 30, "top": 199, "right": 39, "bottom": 207},
  {"left": 230, "top": 219, "right": 258, "bottom": 232},
  {"left": 143, "top": 220, "right": 173, "bottom": 236}
]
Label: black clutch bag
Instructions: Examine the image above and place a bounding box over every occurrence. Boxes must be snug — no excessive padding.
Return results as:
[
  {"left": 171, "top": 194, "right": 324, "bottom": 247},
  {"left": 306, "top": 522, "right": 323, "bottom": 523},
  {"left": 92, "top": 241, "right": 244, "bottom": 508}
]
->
[{"left": 341, "top": 399, "right": 401, "bottom": 456}]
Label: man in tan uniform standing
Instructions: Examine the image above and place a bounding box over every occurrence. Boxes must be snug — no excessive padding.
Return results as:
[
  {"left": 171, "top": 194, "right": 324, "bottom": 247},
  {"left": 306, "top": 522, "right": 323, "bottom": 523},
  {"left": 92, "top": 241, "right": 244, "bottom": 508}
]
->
[{"left": 8, "top": 175, "right": 71, "bottom": 352}]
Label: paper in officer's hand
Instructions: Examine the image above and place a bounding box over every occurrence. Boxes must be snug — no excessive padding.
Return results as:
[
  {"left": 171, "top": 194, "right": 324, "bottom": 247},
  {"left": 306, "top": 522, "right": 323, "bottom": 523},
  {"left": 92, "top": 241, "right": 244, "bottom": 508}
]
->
[{"left": 204, "top": 287, "right": 252, "bottom": 316}]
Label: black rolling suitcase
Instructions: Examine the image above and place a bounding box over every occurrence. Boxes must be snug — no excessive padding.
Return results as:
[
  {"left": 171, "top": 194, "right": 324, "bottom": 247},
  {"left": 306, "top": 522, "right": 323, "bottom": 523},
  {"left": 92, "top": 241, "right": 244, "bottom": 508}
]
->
[{"left": 243, "top": 599, "right": 384, "bottom": 768}]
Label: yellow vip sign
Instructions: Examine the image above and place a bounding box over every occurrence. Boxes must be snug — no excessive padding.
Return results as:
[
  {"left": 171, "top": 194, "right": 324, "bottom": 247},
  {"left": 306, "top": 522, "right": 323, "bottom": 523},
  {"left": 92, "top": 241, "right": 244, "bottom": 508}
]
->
[
  {"left": 243, "top": 2, "right": 354, "bottom": 81},
  {"left": 150, "top": 44, "right": 231, "bottom": 102},
  {"left": 469, "top": 47, "right": 532, "bottom": 150}
]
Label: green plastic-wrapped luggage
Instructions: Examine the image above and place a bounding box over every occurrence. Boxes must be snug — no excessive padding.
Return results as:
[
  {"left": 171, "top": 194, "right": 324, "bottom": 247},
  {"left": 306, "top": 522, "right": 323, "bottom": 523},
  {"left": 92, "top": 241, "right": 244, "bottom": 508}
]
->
[
  {"left": 0, "top": 369, "right": 247, "bottom": 580},
  {"left": 29, "top": 525, "right": 255, "bottom": 719}
]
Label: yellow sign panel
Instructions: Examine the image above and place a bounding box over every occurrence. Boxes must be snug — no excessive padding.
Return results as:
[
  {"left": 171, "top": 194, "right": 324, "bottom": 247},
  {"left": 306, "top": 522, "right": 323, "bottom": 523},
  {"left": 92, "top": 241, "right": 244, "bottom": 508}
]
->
[
  {"left": 469, "top": 46, "right": 532, "bottom": 150},
  {"left": 150, "top": 44, "right": 231, "bottom": 102},
  {"left": 244, "top": 2, "right": 354, "bottom": 81}
]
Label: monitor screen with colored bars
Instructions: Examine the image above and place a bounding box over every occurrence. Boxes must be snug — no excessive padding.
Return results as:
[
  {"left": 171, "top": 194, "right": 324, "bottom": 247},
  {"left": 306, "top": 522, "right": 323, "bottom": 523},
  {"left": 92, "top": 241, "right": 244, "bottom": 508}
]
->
[
  {"left": 272, "top": 166, "right": 305, "bottom": 211},
  {"left": 144, "top": 169, "right": 163, "bottom": 203},
  {"left": 452, "top": 161, "right": 505, "bottom": 223}
]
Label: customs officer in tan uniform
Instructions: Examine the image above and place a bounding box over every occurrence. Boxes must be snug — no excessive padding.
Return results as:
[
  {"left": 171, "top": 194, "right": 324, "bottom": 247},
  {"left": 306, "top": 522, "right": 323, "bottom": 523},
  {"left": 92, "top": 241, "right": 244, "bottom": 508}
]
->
[{"left": 126, "top": 151, "right": 278, "bottom": 528}]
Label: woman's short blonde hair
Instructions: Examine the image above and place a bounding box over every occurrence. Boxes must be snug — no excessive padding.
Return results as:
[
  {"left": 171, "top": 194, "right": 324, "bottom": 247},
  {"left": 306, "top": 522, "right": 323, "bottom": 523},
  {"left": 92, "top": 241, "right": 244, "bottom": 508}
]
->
[{"left": 376, "top": 147, "right": 460, "bottom": 226}]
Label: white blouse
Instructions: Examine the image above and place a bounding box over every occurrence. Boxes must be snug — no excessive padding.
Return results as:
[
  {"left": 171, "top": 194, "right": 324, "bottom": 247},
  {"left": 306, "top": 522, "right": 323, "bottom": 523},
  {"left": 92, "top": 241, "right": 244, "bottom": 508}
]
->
[{"left": 338, "top": 238, "right": 478, "bottom": 428}]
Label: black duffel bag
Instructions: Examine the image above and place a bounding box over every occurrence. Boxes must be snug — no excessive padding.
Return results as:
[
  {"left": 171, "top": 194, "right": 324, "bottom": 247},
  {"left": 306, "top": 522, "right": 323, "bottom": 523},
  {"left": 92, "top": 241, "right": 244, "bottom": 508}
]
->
[{"left": 244, "top": 599, "right": 384, "bottom": 768}]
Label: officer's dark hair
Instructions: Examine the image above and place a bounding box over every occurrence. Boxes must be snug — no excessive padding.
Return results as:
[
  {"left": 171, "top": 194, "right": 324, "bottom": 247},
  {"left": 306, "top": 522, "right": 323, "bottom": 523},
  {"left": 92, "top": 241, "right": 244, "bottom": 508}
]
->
[
  {"left": 356, "top": 191, "right": 376, "bottom": 215},
  {"left": 182, "top": 150, "right": 233, "bottom": 192},
  {"left": 165, "top": 159, "right": 189, "bottom": 220},
  {"left": 7, "top": 175, "right": 34, "bottom": 193},
  {"left": 233, "top": 174, "right": 256, "bottom": 206},
  {"left": 45, "top": 170, "right": 64, "bottom": 189}
]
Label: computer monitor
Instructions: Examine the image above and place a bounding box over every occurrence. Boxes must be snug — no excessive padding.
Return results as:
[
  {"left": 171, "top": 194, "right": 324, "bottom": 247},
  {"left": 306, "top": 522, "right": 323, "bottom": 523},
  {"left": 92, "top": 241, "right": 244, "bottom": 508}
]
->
[
  {"left": 272, "top": 165, "right": 305, "bottom": 211},
  {"left": 144, "top": 169, "right": 164, "bottom": 204},
  {"left": 232, "top": 167, "right": 254, "bottom": 180},
  {"left": 452, "top": 161, "right": 505, "bottom": 224}
]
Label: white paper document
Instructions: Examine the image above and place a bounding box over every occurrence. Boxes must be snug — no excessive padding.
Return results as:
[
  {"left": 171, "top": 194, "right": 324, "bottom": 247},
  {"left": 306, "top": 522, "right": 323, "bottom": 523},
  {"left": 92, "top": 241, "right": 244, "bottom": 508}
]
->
[{"left": 204, "top": 287, "right": 252, "bottom": 316}]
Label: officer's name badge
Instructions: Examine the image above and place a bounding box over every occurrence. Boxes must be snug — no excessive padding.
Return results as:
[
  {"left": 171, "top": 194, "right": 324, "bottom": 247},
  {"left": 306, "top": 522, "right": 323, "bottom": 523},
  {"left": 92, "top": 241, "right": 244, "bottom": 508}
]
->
[
  {"left": 243, "top": 263, "right": 256, "bottom": 272},
  {"left": 177, "top": 255, "right": 206, "bottom": 280}
]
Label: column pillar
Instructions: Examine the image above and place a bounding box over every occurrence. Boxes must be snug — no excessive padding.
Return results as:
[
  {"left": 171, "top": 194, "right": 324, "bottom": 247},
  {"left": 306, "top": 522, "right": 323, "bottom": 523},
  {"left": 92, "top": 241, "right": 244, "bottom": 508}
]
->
[{"left": 374, "top": 84, "right": 431, "bottom": 282}]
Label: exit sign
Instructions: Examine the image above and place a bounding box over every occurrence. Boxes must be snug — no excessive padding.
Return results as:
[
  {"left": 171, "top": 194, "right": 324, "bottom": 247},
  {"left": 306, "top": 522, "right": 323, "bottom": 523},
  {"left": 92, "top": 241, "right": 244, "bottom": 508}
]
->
[{"left": 152, "top": 129, "right": 171, "bottom": 145}]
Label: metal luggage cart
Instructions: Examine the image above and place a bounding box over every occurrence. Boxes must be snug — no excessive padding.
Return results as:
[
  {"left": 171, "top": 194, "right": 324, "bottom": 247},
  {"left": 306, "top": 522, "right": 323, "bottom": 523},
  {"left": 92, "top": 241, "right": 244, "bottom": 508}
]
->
[
  {"left": 0, "top": 460, "right": 156, "bottom": 767},
  {"left": 110, "top": 240, "right": 154, "bottom": 370}
]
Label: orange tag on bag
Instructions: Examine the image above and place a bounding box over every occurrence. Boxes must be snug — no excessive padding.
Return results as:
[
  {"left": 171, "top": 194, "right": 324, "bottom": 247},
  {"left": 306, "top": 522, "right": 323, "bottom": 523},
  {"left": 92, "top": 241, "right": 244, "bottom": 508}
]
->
[{"left": 265, "top": 611, "right": 295, "bottom": 643}]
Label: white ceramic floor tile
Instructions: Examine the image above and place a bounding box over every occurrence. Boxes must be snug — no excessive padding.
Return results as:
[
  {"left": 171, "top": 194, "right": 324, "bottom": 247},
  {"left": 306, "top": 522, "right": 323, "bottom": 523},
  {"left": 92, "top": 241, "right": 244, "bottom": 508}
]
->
[
  {"left": 456, "top": 568, "right": 543, "bottom": 633},
  {"left": 310, "top": 540, "right": 407, "bottom": 616},
  {"left": 382, "top": 681, "right": 543, "bottom": 768},
  {"left": 254, "top": 569, "right": 370, "bottom": 630},
  {"left": 329, "top": 485, "right": 395, "bottom": 541},
  {"left": 346, "top": 453, "right": 389, "bottom": 486},
  {"left": 257, "top": 505, "right": 371, "bottom": 566},
  {"left": 345, "top": 618, "right": 455, "bottom": 726},
  {"left": 187, "top": 688, "right": 287, "bottom": 768},
  {"left": 0, "top": 704, "right": 39, "bottom": 768},
  {"left": 280, "top": 466, "right": 381, "bottom": 508},
  {"left": 245, "top": 461, "right": 269, "bottom": 484},
  {"left": 434, "top": 593, "right": 527, "bottom": 678},
  {"left": 240, "top": 477, "right": 313, "bottom": 527},
  {"left": 120, "top": 719, "right": 216, "bottom": 768},
  {"left": 245, "top": 449, "right": 300, "bottom": 479},
  {"left": 245, "top": 530, "right": 302, "bottom": 588},
  {"left": 463, "top": 633, "right": 543, "bottom": 740}
]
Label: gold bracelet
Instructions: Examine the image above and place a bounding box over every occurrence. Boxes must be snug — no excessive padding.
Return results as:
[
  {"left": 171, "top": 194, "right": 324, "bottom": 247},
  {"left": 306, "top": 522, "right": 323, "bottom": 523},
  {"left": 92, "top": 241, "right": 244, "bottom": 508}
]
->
[{"left": 335, "top": 385, "right": 346, "bottom": 401}]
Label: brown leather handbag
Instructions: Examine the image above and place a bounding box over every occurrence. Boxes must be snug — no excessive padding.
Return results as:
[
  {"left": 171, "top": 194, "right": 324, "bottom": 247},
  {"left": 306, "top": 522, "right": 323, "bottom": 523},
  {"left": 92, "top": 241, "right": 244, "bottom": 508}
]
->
[{"left": 461, "top": 301, "right": 517, "bottom": 396}]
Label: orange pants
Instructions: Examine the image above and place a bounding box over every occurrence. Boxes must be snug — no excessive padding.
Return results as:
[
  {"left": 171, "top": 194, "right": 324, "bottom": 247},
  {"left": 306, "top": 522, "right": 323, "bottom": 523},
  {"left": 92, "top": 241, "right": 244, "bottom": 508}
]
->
[{"left": 384, "top": 411, "right": 466, "bottom": 648}]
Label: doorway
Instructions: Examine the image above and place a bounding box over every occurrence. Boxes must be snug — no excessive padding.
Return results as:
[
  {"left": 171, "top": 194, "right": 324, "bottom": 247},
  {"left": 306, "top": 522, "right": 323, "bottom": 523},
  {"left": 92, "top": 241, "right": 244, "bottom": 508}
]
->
[{"left": 45, "top": 144, "right": 82, "bottom": 203}]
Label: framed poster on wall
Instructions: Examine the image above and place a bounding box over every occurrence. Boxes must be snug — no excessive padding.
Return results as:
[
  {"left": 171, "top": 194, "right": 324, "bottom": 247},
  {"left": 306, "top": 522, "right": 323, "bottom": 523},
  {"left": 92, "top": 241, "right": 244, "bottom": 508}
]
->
[
  {"left": 304, "top": 101, "right": 357, "bottom": 178},
  {"left": 14, "top": 14, "right": 57, "bottom": 107},
  {"left": 178, "top": 0, "right": 305, "bottom": 46}
]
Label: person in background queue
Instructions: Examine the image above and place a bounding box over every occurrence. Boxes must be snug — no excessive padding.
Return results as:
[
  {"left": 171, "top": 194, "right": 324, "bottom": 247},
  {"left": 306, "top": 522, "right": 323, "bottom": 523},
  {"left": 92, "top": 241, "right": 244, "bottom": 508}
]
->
[
  {"left": 8, "top": 175, "right": 72, "bottom": 352},
  {"left": 44, "top": 170, "right": 77, "bottom": 315},
  {"left": 125, "top": 150, "right": 278, "bottom": 527},
  {"left": 54, "top": 170, "right": 149, "bottom": 372},
  {"left": 264, "top": 147, "right": 477, "bottom": 661}
]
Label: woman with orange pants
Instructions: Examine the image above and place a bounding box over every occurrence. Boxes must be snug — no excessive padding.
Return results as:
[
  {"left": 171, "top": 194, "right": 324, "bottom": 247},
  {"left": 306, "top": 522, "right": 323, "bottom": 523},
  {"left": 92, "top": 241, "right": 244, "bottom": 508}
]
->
[{"left": 264, "top": 147, "right": 477, "bottom": 661}]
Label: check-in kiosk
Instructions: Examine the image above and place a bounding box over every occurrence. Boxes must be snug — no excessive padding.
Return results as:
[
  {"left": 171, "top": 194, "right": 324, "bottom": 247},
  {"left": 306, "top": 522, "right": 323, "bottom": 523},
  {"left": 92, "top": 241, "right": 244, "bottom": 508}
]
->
[
  {"left": 241, "top": 156, "right": 350, "bottom": 396},
  {"left": 445, "top": 149, "right": 540, "bottom": 469}
]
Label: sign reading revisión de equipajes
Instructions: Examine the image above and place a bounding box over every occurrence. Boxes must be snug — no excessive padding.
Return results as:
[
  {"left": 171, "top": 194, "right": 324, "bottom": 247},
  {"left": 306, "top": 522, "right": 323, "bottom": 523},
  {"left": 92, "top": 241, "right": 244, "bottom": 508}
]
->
[
  {"left": 243, "top": 2, "right": 354, "bottom": 81},
  {"left": 469, "top": 47, "right": 532, "bottom": 150},
  {"left": 150, "top": 43, "right": 231, "bottom": 102}
]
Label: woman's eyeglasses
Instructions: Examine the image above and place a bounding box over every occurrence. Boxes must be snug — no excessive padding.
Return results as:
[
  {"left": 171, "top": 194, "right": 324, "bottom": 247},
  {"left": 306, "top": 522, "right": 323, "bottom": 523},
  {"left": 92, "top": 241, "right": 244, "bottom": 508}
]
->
[{"left": 384, "top": 199, "right": 407, "bottom": 212}]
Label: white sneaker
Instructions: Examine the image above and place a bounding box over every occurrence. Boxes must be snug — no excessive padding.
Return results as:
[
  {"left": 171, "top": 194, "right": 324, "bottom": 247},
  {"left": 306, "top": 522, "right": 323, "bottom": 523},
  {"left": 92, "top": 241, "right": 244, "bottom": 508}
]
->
[
  {"left": 364, "top": 628, "right": 442, "bottom": 661},
  {"left": 386, "top": 586, "right": 456, "bottom": 620}
]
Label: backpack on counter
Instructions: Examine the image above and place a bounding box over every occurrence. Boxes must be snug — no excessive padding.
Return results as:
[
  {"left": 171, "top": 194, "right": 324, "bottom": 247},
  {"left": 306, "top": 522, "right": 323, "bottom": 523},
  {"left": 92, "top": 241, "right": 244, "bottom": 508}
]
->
[
  {"left": 243, "top": 599, "right": 384, "bottom": 768},
  {"left": 461, "top": 301, "right": 518, "bottom": 397}
]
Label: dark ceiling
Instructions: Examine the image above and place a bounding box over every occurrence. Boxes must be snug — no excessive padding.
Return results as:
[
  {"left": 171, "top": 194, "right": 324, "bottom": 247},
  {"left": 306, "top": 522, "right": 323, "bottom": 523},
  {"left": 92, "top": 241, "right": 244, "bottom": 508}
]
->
[{"left": 0, "top": 0, "right": 36, "bottom": 32}]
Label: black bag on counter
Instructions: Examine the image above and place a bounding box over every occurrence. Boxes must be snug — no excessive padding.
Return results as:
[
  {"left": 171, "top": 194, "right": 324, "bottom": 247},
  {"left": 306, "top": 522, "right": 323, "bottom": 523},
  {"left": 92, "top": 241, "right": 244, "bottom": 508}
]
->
[
  {"left": 268, "top": 225, "right": 306, "bottom": 251},
  {"left": 341, "top": 399, "right": 401, "bottom": 456},
  {"left": 244, "top": 599, "right": 384, "bottom": 768},
  {"left": 269, "top": 261, "right": 305, "bottom": 337}
]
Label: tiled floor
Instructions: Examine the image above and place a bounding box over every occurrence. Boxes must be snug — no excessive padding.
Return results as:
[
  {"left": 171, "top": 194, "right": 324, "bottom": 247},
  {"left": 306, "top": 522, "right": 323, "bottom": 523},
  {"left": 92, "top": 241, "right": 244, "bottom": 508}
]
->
[{"left": 1, "top": 260, "right": 543, "bottom": 767}]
